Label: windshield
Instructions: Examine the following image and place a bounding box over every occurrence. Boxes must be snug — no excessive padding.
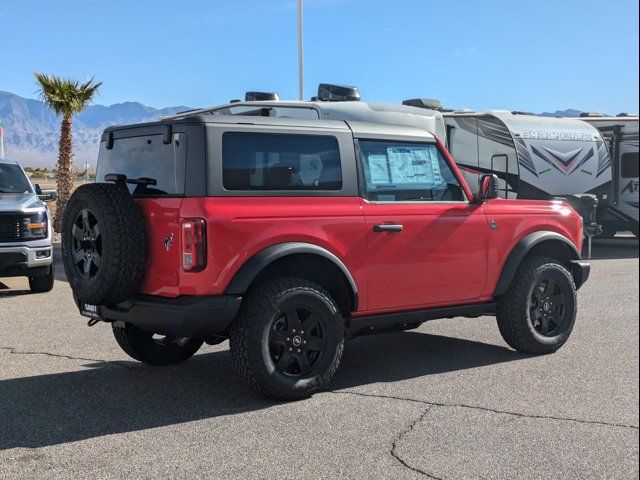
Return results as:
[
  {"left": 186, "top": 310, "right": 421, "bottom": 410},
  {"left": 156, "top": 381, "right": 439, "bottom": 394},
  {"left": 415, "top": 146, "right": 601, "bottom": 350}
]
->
[{"left": 0, "top": 164, "right": 33, "bottom": 194}]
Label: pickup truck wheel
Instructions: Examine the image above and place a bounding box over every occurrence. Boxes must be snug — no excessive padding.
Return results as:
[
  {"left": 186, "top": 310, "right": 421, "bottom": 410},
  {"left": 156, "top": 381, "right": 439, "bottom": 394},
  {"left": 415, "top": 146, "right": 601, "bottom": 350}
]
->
[
  {"left": 61, "top": 183, "right": 146, "bottom": 306},
  {"left": 497, "top": 256, "right": 577, "bottom": 354},
  {"left": 28, "top": 265, "right": 54, "bottom": 293},
  {"left": 229, "top": 278, "right": 344, "bottom": 400},
  {"left": 112, "top": 323, "right": 204, "bottom": 365}
]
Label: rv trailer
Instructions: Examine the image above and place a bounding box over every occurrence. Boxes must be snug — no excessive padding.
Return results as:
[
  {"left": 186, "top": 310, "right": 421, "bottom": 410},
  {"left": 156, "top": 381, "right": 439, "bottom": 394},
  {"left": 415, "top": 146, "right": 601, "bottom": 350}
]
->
[
  {"left": 441, "top": 111, "right": 612, "bottom": 203},
  {"left": 577, "top": 115, "right": 639, "bottom": 236},
  {"left": 167, "top": 85, "right": 623, "bottom": 234}
]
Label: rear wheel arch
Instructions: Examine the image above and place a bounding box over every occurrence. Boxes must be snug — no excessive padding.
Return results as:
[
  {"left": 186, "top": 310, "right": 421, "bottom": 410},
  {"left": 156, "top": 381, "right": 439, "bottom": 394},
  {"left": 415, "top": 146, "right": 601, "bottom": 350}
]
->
[
  {"left": 225, "top": 243, "right": 358, "bottom": 316},
  {"left": 494, "top": 231, "right": 580, "bottom": 297}
]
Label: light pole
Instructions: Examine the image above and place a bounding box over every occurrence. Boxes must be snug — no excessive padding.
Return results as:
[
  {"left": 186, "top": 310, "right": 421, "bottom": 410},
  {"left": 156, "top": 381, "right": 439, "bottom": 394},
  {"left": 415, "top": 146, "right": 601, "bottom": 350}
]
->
[
  {"left": 297, "top": 0, "right": 304, "bottom": 100},
  {"left": 0, "top": 118, "right": 5, "bottom": 159}
]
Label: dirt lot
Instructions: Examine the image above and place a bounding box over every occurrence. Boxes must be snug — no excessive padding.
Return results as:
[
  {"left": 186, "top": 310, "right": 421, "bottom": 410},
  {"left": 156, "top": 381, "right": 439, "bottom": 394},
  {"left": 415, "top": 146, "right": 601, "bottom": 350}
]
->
[{"left": 0, "top": 239, "right": 638, "bottom": 479}]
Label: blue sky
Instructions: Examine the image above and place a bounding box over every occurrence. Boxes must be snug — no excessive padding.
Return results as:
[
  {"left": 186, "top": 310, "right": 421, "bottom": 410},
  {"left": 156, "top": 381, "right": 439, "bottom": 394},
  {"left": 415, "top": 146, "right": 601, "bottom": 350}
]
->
[{"left": 1, "top": 0, "right": 638, "bottom": 113}]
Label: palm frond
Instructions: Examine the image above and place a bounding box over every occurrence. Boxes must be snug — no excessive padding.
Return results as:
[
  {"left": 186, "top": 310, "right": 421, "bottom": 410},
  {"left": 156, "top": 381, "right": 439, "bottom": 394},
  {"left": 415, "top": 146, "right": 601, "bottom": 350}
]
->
[{"left": 34, "top": 72, "right": 102, "bottom": 117}]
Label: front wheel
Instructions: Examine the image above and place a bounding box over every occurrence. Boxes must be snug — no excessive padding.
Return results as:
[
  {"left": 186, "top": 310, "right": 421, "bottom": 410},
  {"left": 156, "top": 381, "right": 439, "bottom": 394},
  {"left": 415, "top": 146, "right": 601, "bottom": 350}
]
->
[
  {"left": 112, "top": 323, "right": 203, "bottom": 365},
  {"left": 29, "top": 265, "right": 54, "bottom": 293},
  {"left": 497, "top": 256, "right": 577, "bottom": 354},
  {"left": 230, "top": 278, "right": 345, "bottom": 400}
]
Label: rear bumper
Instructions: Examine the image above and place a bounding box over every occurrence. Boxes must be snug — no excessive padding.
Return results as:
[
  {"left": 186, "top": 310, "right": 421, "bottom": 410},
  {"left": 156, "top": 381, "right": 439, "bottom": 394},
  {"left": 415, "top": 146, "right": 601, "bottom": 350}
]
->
[
  {"left": 571, "top": 260, "right": 591, "bottom": 289},
  {"left": 79, "top": 294, "right": 242, "bottom": 338}
]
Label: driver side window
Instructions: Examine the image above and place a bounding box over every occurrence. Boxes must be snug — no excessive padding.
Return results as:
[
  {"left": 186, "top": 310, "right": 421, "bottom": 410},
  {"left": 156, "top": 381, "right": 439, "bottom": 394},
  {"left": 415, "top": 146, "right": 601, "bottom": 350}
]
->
[{"left": 358, "top": 139, "right": 464, "bottom": 202}]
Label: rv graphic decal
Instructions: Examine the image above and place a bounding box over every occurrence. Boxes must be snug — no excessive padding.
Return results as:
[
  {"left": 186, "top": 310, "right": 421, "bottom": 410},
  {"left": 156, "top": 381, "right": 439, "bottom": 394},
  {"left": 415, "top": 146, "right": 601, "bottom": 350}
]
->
[
  {"left": 531, "top": 145, "right": 594, "bottom": 175},
  {"left": 453, "top": 117, "right": 514, "bottom": 147},
  {"left": 596, "top": 140, "right": 612, "bottom": 178},
  {"left": 621, "top": 180, "right": 639, "bottom": 194},
  {"left": 514, "top": 137, "right": 538, "bottom": 177},
  {"left": 522, "top": 131, "right": 594, "bottom": 142}
]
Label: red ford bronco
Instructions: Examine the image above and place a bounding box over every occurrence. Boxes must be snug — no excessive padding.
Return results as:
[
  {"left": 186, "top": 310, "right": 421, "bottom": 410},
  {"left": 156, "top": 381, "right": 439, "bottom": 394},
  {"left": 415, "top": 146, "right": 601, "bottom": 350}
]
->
[{"left": 62, "top": 101, "right": 589, "bottom": 400}]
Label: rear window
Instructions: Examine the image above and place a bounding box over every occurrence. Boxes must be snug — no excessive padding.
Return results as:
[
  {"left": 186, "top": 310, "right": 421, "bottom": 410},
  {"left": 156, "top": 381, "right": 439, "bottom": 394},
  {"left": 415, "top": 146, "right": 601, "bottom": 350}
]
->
[
  {"left": 96, "top": 133, "right": 186, "bottom": 196},
  {"left": 222, "top": 132, "right": 342, "bottom": 191},
  {"left": 621, "top": 152, "right": 639, "bottom": 178}
]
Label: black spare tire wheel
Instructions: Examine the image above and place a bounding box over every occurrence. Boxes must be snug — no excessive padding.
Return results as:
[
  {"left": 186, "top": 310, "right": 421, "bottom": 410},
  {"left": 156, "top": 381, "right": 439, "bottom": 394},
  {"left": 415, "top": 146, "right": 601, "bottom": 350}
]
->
[{"left": 62, "top": 183, "right": 146, "bottom": 306}]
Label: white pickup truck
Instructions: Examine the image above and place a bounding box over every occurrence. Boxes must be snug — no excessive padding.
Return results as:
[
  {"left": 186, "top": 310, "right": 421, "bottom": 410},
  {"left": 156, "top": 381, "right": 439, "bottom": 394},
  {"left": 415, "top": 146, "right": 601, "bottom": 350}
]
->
[{"left": 0, "top": 158, "right": 56, "bottom": 292}]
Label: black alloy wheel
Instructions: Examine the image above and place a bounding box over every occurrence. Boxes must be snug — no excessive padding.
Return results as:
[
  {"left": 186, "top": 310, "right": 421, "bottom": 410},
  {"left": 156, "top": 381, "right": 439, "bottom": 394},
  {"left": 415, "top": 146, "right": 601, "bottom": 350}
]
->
[
  {"left": 529, "top": 275, "right": 568, "bottom": 337},
  {"left": 496, "top": 256, "right": 577, "bottom": 355},
  {"left": 71, "top": 208, "right": 102, "bottom": 279},
  {"left": 269, "top": 306, "right": 327, "bottom": 377},
  {"left": 229, "top": 278, "right": 345, "bottom": 400}
]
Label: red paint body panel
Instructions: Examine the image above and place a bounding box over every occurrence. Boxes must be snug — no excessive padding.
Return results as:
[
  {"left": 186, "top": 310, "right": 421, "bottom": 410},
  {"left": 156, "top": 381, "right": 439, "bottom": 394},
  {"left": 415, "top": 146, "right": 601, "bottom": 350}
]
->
[
  {"left": 480, "top": 198, "right": 583, "bottom": 298},
  {"left": 170, "top": 197, "right": 369, "bottom": 302},
  {"left": 133, "top": 145, "right": 583, "bottom": 316},
  {"left": 136, "top": 198, "right": 183, "bottom": 297},
  {"left": 361, "top": 199, "right": 489, "bottom": 311}
]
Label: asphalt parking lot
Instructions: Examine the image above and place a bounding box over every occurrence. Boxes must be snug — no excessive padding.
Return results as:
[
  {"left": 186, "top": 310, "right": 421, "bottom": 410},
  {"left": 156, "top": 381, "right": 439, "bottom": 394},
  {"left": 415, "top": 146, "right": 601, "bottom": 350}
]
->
[{"left": 1, "top": 239, "right": 638, "bottom": 480}]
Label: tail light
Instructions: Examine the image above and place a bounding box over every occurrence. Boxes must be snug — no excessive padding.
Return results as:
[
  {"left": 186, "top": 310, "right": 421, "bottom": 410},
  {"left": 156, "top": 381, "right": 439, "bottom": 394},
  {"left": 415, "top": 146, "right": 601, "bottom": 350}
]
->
[{"left": 181, "top": 218, "right": 206, "bottom": 271}]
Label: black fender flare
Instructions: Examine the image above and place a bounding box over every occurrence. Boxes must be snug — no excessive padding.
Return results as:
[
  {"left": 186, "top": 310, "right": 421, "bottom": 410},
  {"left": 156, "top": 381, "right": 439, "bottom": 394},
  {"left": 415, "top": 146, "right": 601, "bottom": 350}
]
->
[
  {"left": 494, "top": 231, "right": 581, "bottom": 297},
  {"left": 225, "top": 242, "right": 359, "bottom": 310}
]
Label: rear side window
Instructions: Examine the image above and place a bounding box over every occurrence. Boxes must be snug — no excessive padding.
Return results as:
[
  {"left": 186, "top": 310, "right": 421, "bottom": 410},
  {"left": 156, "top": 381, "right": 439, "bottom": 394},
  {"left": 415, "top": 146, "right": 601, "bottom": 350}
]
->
[
  {"left": 97, "top": 133, "right": 186, "bottom": 196},
  {"left": 358, "top": 140, "right": 464, "bottom": 202},
  {"left": 222, "top": 132, "right": 342, "bottom": 191},
  {"left": 621, "top": 152, "right": 639, "bottom": 178}
]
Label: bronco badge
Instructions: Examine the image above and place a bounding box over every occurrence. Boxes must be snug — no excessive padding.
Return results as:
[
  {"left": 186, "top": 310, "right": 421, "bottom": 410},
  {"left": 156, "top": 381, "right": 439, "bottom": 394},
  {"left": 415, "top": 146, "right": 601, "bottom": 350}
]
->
[{"left": 163, "top": 233, "right": 174, "bottom": 252}]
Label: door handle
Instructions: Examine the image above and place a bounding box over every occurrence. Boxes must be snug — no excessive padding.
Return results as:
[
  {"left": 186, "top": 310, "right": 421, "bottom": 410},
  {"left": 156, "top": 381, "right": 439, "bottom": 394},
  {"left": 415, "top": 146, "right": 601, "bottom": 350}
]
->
[{"left": 373, "top": 224, "right": 403, "bottom": 233}]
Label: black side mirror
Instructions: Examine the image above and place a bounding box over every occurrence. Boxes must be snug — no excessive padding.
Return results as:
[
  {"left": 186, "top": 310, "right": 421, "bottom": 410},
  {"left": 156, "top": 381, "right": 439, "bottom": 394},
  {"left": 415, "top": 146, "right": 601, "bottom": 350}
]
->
[
  {"left": 479, "top": 174, "right": 499, "bottom": 202},
  {"left": 34, "top": 183, "right": 43, "bottom": 195},
  {"left": 44, "top": 191, "right": 58, "bottom": 202}
]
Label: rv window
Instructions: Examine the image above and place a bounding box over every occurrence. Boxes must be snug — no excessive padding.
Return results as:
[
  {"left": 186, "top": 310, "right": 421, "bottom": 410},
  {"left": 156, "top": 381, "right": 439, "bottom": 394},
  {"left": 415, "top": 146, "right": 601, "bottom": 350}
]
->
[
  {"left": 621, "top": 152, "right": 639, "bottom": 178},
  {"left": 222, "top": 132, "right": 342, "bottom": 191},
  {"left": 358, "top": 140, "right": 464, "bottom": 202}
]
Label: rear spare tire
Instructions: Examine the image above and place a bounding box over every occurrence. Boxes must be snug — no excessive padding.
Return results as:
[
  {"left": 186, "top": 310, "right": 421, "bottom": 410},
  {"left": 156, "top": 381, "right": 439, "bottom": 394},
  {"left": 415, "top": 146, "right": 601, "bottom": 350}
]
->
[{"left": 61, "top": 183, "right": 146, "bottom": 306}]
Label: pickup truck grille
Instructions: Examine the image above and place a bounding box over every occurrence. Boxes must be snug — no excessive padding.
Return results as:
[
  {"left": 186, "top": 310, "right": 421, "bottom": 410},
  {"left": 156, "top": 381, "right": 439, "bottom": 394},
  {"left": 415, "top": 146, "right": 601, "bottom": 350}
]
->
[{"left": 0, "top": 214, "right": 24, "bottom": 243}]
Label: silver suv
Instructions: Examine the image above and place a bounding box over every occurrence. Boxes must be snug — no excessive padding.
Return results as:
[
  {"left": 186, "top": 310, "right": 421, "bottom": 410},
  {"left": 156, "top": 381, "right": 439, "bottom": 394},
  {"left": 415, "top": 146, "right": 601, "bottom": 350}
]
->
[{"left": 0, "top": 158, "right": 55, "bottom": 292}]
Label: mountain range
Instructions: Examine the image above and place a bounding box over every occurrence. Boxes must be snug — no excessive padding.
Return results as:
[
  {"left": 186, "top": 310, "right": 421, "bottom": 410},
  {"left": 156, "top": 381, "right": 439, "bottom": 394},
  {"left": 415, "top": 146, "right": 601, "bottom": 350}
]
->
[
  {"left": 0, "top": 91, "right": 190, "bottom": 167},
  {"left": 0, "top": 90, "right": 594, "bottom": 168}
]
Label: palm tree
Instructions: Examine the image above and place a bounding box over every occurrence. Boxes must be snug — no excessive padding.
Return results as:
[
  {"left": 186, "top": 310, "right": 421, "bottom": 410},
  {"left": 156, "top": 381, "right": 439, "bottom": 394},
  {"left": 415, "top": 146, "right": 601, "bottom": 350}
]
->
[{"left": 34, "top": 73, "right": 102, "bottom": 231}]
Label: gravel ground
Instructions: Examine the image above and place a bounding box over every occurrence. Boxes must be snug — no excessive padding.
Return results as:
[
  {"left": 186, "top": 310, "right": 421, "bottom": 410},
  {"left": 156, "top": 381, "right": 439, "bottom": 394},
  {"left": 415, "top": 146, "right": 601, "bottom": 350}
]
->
[{"left": 0, "top": 238, "right": 638, "bottom": 479}]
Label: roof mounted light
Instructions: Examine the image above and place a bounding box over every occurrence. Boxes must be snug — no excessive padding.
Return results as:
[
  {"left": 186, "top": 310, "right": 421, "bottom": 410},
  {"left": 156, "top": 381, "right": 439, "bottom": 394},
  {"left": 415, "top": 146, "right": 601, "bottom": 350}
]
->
[
  {"left": 580, "top": 112, "right": 604, "bottom": 118},
  {"left": 245, "top": 91, "right": 280, "bottom": 101},
  {"left": 402, "top": 98, "right": 443, "bottom": 110},
  {"left": 317, "top": 83, "right": 360, "bottom": 102}
]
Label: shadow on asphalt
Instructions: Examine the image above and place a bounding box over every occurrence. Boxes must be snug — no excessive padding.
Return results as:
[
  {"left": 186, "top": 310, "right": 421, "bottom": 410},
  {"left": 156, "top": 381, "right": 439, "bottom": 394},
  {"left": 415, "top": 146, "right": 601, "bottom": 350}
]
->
[
  {"left": 2, "top": 239, "right": 633, "bottom": 448},
  {"left": 587, "top": 238, "right": 638, "bottom": 260},
  {"left": 0, "top": 330, "right": 524, "bottom": 450},
  {"left": 0, "top": 289, "right": 32, "bottom": 297}
]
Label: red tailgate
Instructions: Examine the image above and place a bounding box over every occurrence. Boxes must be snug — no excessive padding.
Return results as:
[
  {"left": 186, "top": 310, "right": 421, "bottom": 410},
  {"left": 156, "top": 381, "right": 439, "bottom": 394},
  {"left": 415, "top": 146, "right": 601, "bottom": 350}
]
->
[{"left": 136, "top": 198, "right": 183, "bottom": 297}]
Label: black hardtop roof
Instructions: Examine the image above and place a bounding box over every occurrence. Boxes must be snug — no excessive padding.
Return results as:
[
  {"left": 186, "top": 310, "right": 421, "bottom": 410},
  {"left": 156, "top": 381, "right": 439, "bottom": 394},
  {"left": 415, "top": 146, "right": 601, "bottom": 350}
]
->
[{"left": 101, "top": 114, "right": 351, "bottom": 134}]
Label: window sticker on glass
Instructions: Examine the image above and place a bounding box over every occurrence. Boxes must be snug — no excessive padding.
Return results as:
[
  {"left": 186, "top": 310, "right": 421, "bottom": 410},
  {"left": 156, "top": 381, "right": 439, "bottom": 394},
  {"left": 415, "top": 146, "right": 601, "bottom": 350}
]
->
[
  {"left": 386, "top": 147, "right": 444, "bottom": 185},
  {"left": 368, "top": 154, "right": 391, "bottom": 184}
]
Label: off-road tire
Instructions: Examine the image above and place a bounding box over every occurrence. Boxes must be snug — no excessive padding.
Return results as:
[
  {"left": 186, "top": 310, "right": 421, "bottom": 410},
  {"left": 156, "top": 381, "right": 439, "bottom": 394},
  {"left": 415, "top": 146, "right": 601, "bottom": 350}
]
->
[
  {"left": 497, "top": 256, "right": 577, "bottom": 354},
  {"left": 28, "top": 265, "right": 54, "bottom": 293},
  {"left": 61, "top": 183, "right": 146, "bottom": 306},
  {"left": 112, "top": 323, "right": 204, "bottom": 365},
  {"left": 230, "top": 278, "right": 345, "bottom": 400}
]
